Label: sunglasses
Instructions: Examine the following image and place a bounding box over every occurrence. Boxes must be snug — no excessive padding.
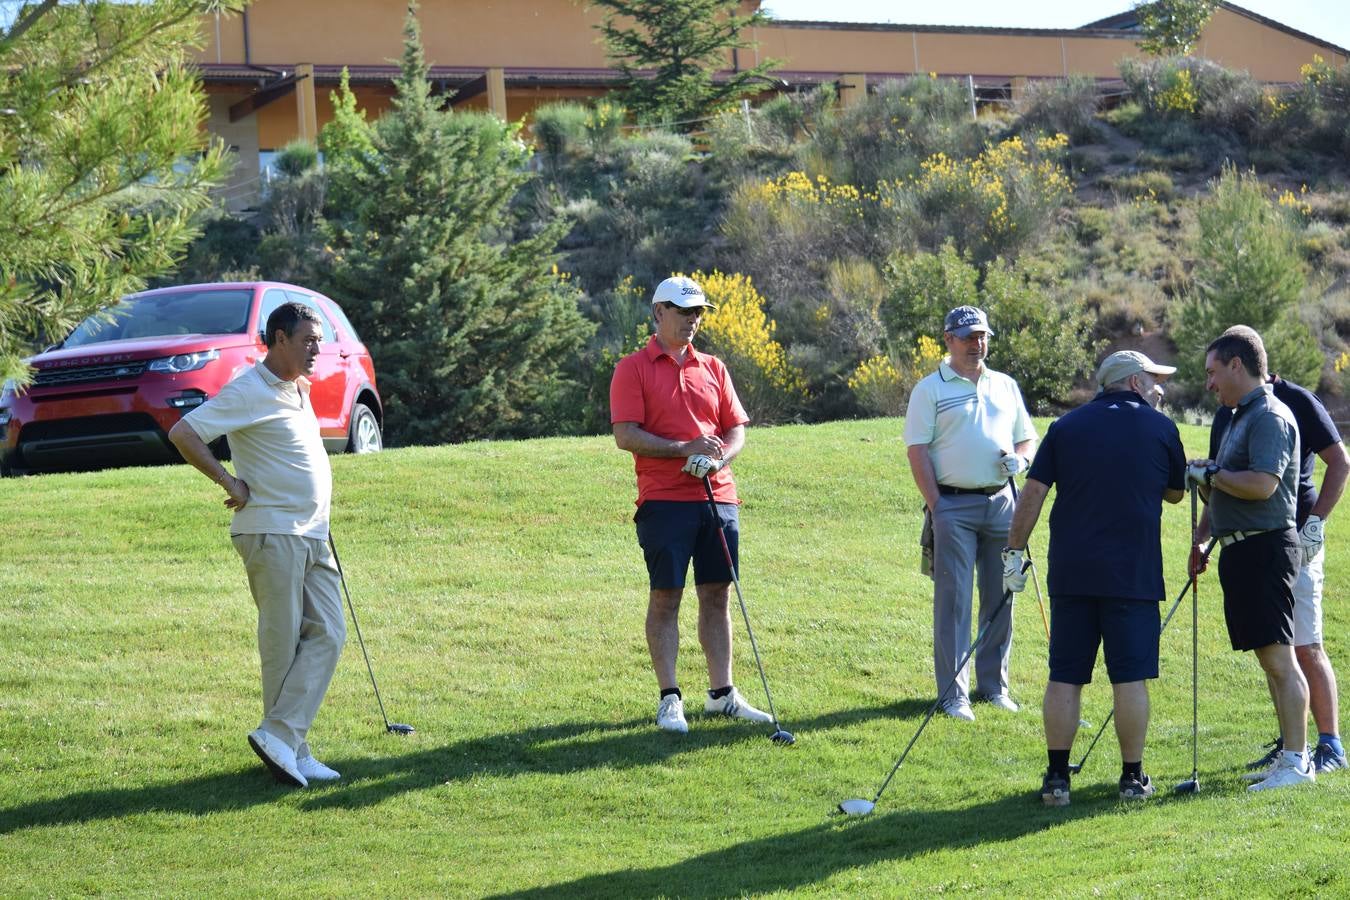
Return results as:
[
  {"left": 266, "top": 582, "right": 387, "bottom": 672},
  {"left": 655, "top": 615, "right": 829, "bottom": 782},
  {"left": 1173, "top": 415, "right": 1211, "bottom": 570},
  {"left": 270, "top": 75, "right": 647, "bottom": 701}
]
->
[{"left": 664, "top": 303, "right": 705, "bottom": 317}]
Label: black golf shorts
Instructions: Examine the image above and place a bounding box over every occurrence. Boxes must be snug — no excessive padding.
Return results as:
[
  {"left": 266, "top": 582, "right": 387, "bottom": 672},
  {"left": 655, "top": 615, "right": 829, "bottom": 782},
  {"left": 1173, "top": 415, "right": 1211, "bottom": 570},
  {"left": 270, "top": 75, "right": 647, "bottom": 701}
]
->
[
  {"left": 1048, "top": 595, "right": 1161, "bottom": 685},
  {"left": 1217, "top": 527, "right": 1298, "bottom": 651},
  {"left": 634, "top": 500, "right": 738, "bottom": 590}
]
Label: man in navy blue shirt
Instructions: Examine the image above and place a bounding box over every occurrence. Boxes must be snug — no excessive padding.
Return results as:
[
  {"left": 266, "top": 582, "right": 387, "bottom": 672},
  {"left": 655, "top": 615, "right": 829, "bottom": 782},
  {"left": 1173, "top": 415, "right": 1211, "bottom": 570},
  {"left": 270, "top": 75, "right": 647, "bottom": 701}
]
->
[
  {"left": 1195, "top": 327, "right": 1349, "bottom": 775},
  {"left": 1004, "top": 350, "right": 1186, "bottom": 806}
]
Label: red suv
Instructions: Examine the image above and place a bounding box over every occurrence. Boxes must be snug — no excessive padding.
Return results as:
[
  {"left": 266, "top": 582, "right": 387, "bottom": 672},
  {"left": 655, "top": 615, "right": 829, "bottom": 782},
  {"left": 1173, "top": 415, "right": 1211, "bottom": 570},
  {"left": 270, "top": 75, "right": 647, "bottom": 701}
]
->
[{"left": 0, "top": 281, "right": 382, "bottom": 475}]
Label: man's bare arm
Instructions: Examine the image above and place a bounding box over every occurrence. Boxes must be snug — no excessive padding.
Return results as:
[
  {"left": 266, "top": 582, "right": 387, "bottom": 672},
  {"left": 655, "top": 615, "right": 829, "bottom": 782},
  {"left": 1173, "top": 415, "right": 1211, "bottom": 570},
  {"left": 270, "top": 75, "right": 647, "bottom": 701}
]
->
[{"left": 168, "top": 420, "right": 249, "bottom": 510}]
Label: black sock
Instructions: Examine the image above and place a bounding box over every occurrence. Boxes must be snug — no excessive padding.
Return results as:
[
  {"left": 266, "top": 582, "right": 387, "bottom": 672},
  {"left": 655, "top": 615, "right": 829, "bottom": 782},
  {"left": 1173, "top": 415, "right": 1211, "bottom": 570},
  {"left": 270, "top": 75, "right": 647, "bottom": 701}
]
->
[
  {"left": 1048, "top": 749, "right": 1071, "bottom": 778},
  {"left": 709, "top": 685, "right": 732, "bottom": 700},
  {"left": 1122, "top": 760, "right": 1142, "bottom": 780},
  {"left": 660, "top": 687, "right": 681, "bottom": 700}
]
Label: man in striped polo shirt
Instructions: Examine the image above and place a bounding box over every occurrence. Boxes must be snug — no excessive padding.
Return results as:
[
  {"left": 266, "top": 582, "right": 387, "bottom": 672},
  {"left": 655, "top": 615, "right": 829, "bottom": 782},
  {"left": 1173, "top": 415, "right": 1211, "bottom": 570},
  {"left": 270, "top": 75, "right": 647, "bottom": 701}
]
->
[{"left": 904, "top": 306, "right": 1038, "bottom": 721}]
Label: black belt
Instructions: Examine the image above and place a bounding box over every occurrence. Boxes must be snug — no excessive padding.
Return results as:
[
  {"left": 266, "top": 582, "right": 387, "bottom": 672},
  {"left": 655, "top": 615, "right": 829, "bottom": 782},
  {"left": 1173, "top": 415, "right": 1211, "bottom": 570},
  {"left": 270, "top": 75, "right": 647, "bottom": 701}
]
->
[{"left": 937, "top": 484, "right": 1005, "bottom": 496}]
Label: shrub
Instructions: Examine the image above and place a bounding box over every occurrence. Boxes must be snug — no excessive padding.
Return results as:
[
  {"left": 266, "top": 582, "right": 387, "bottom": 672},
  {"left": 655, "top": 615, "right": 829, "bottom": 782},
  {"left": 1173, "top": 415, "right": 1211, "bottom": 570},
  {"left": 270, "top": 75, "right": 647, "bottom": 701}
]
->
[
  {"left": 878, "top": 245, "right": 1098, "bottom": 411},
  {"left": 1102, "top": 170, "right": 1175, "bottom": 202},
  {"left": 879, "top": 241, "right": 979, "bottom": 343},
  {"left": 980, "top": 258, "right": 1102, "bottom": 411},
  {"left": 531, "top": 102, "right": 591, "bottom": 165},
  {"left": 1014, "top": 76, "right": 1100, "bottom": 144},
  {"left": 848, "top": 335, "right": 943, "bottom": 416},
  {"left": 806, "top": 75, "right": 987, "bottom": 188},
  {"left": 879, "top": 133, "right": 1073, "bottom": 268},
  {"left": 691, "top": 270, "right": 809, "bottom": 423}
]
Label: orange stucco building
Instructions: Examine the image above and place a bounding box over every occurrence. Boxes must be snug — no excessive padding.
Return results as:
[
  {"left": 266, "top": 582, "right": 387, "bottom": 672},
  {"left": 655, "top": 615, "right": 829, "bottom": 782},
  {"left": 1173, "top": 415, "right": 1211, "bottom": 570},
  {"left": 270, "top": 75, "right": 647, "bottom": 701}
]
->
[{"left": 196, "top": 1, "right": 1348, "bottom": 209}]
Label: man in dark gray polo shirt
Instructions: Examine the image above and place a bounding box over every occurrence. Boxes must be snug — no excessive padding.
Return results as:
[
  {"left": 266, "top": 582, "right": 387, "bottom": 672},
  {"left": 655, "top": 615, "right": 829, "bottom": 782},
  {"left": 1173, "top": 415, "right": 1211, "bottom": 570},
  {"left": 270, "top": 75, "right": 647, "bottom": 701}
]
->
[{"left": 1190, "top": 328, "right": 1313, "bottom": 791}]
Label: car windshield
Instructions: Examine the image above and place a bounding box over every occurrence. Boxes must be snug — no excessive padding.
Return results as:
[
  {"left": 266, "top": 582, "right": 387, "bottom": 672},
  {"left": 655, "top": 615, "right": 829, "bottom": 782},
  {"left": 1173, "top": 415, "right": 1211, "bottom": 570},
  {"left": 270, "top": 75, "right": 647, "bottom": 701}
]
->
[{"left": 62, "top": 289, "right": 254, "bottom": 348}]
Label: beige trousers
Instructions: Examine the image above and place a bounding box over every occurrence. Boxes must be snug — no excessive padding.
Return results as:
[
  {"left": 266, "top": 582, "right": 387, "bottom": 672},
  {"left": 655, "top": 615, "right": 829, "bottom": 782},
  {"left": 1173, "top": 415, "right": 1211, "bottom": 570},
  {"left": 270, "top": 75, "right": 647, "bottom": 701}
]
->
[{"left": 231, "top": 533, "right": 346, "bottom": 755}]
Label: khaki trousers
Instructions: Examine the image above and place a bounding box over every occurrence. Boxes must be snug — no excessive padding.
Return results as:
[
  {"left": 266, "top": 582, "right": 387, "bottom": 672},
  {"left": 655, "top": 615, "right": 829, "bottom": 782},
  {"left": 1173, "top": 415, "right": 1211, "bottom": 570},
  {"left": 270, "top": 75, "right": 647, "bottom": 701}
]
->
[{"left": 231, "top": 533, "right": 346, "bottom": 755}]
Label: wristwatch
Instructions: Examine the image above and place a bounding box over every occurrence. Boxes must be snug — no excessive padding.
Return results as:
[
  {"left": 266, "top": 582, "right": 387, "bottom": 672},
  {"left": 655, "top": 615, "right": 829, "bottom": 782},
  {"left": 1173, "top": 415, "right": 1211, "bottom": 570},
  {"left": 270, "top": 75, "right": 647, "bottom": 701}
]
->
[{"left": 1204, "top": 463, "right": 1220, "bottom": 486}]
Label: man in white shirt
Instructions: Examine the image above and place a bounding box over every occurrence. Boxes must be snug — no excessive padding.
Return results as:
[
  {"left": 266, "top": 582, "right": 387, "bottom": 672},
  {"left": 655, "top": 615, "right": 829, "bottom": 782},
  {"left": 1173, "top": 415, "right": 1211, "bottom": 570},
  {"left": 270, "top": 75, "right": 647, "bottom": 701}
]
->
[
  {"left": 904, "top": 306, "right": 1037, "bottom": 721},
  {"left": 169, "top": 301, "right": 345, "bottom": 788}
]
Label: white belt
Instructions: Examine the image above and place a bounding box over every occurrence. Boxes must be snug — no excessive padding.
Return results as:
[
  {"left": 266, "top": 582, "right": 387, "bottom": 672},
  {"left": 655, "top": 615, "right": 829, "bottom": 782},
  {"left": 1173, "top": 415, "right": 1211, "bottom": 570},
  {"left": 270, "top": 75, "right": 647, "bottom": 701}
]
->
[{"left": 1218, "top": 528, "right": 1277, "bottom": 547}]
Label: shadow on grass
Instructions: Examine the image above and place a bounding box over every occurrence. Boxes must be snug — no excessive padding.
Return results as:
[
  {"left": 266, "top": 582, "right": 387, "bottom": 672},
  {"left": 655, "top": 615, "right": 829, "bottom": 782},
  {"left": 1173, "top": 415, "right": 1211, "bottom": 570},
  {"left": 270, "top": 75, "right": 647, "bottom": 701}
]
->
[
  {"left": 0, "top": 700, "right": 917, "bottom": 832},
  {"left": 489, "top": 790, "right": 1115, "bottom": 899}
]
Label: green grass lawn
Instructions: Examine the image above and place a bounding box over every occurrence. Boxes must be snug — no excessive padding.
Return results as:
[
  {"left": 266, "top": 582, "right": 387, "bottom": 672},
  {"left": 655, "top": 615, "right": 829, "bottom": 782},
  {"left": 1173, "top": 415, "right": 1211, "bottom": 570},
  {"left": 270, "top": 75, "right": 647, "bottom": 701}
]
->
[{"left": 2, "top": 419, "right": 1347, "bottom": 897}]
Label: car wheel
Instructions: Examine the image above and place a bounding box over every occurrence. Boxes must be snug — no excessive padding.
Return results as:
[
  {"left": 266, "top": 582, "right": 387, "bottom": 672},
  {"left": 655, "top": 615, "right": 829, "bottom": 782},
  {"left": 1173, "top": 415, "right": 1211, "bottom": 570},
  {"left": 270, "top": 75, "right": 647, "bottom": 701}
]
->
[{"left": 346, "top": 402, "right": 382, "bottom": 454}]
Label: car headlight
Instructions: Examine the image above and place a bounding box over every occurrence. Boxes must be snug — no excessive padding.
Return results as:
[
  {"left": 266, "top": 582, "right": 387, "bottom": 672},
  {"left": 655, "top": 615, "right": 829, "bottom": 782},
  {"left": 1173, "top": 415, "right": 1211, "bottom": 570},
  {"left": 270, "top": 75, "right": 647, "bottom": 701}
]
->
[{"left": 147, "top": 350, "right": 219, "bottom": 374}]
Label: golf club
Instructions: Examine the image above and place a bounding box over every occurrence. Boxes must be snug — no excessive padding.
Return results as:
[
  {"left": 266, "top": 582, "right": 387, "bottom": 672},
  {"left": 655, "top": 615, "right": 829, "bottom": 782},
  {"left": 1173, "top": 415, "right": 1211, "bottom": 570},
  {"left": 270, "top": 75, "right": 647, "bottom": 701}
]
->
[
  {"left": 1007, "top": 476, "right": 1051, "bottom": 643},
  {"left": 701, "top": 475, "right": 794, "bottom": 746},
  {"left": 838, "top": 581, "right": 1018, "bottom": 816},
  {"left": 329, "top": 533, "right": 415, "bottom": 735},
  {"left": 1174, "top": 484, "right": 1202, "bottom": 795},
  {"left": 1067, "top": 534, "right": 1215, "bottom": 775}
]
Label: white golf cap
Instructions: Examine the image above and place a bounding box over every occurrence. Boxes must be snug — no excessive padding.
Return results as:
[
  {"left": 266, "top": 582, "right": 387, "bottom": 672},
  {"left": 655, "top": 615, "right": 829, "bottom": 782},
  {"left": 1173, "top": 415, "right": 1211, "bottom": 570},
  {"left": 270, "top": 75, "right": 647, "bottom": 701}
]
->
[
  {"left": 652, "top": 276, "right": 716, "bottom": 310},
  {"left": 1096, "top": 350, "right": 1176, "bottom": 388}
]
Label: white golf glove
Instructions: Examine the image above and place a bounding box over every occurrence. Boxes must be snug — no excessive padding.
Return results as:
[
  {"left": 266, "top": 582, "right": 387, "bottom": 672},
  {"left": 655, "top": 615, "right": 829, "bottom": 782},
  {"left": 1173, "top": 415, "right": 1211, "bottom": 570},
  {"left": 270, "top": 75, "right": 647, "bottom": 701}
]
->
[
  {"left": 1300, "top": 515, "right": 1325, "bottom": 565},
  {"left": 1001, "top": 548, "right": 1028, "bottom": 594},
  {"left": 682, "top": 454, "right": 722, "bottom": 479},
  {"left": 997, "top": 452, "right": 1028, "bottom": 479},
  {"left": 1185, "top": 462, "right": 1213, "bottom": 488}
]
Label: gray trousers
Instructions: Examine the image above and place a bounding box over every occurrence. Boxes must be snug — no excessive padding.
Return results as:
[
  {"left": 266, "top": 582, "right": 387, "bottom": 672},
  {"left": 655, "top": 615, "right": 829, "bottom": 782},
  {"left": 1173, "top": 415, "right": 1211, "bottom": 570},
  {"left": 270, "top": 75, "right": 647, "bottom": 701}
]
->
[
  {"left": 232, "top": 532, "right": 346, "bottom": 755},
  {"left": 930, "top": 489, "right": 1015, "bottom": 702}
]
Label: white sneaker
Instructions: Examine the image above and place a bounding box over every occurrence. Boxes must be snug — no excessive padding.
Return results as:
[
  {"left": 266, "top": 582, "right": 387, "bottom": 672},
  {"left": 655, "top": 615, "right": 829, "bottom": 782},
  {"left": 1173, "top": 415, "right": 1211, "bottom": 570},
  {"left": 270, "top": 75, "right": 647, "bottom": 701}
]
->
[
  {"left": 1248, "top": 751, "right": 1316, "bottom": 792},
  {"left": 296, "top": 753, "right": 341, "bottom": 782},
  {"left": 942, "top": 697, "right": 976, "bottom": 722},
  {"left": 704, "top": 687, "right": 773, "bottom": 723},
  {"left": 979, "top": 693, "right": 1021, "bottom": 713},
  {"left": 248, "top": 728, "right": 307, "bottom": 787},
  {"left": 656, "top": 694, "right": 689, "bottom": 733}
]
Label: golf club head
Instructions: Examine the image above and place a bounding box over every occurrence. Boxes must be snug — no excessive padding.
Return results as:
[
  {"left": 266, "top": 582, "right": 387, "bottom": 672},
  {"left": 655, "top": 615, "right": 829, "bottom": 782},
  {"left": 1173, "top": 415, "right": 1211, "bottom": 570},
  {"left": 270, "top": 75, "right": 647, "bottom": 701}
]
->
[
  {"left": 387, "top": 723, "right": 415, "bottom": 735},
  {"left": 1068, "top": 762, "right": 1083, "bottom": 775},
  {"left": 1174, "top": 776, "right": 1200, "bottom": 795},
  {"left": 770, "top": 728, "right": 795, "bottom": 745},
  {"left": 837, "top": 798, "right": 875, "bottom": 816}
]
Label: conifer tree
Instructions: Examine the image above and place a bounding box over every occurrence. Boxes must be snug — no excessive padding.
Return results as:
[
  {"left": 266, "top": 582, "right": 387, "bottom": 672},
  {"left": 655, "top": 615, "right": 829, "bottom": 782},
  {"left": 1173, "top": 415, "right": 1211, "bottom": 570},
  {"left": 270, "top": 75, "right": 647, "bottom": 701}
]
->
[
  {"left": 323, "top": 4, "right": 592, "bottom": 443},
  {"left": 592, "top": 0, "right": 779, "bottom": 127},
  {"left": 0, "top": 0, "right": 236, "bottom": 385}
]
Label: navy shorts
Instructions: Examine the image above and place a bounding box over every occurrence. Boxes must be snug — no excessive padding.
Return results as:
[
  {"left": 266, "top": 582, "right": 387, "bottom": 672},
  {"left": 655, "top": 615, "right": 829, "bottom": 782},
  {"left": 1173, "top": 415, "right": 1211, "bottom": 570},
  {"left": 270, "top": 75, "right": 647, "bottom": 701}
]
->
[
  {"left": 634, "top": 500, "right": 738, "bottom": 590},
  {"left": 1048, "top": 595, "right": 1160, "bottom": 685},
  {"left": 1217, "top": 528, "right": 1298, "bottom": 651}
]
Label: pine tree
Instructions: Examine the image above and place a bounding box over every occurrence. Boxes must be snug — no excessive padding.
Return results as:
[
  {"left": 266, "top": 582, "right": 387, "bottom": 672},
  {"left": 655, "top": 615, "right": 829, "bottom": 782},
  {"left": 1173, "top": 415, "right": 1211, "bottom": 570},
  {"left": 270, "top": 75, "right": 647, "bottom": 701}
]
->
[
  {"left": 1173, "top": 165, "right": 1323, "bottom": 391},
  {"left": 592, "top": 0, "right": 780, "bottom": 127},
  {"left": 0, "top": 0, "right": 236, "bottom": 386},
  {"left": 323, "top": 4, "right": 593, "bottom": 444}
]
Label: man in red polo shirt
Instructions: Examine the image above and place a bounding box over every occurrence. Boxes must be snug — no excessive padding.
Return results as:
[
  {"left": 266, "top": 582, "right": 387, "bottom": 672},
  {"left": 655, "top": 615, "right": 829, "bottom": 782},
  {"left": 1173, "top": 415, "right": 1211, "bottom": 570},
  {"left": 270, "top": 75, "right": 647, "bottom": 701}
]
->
[{"left": 610, "top": 275, "right": 772, "bottom": 734}]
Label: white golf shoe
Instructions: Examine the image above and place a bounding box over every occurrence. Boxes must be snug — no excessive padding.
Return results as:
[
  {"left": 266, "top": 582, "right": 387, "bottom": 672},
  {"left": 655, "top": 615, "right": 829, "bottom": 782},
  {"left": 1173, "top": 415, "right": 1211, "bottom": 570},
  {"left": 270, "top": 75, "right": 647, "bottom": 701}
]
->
[
  {"left": 941, "top": 697, "right": 976, "bottom": 722},
  {"left": 656, "top": 694, "right": 689, "bottom": 733},
  {"left": 297, "top": 753, "right": 341, "bottom": 782},
  {"left": 704, "top": 687, "right": 773, "bottom": 724},
  {"left": 1248, "top": 751, "right": 1316, "bottom": 792},
  {"left": 248, "top": 728, "right": 307, "bottom": 787}
]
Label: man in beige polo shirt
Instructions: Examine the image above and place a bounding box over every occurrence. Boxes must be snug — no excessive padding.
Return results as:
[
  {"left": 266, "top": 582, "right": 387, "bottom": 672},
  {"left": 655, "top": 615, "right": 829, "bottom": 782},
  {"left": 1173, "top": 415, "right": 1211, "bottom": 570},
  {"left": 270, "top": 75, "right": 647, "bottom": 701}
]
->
[{"left": 168, "top": 301, "right": 346, "bottom": 788}]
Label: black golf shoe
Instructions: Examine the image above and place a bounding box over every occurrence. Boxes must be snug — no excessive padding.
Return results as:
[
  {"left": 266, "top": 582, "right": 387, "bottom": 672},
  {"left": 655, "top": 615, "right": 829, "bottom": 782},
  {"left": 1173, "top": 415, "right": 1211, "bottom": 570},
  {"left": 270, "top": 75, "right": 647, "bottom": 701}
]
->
[
  {"left": 1041, "top": 769, "right": 1070, "bottom": 807},
  {"left": 1246, "top": 736, "right": 1283, "bottom": 770},
  {"left": 1118, "top": 773, "right": 1155, "bottom": 800}
]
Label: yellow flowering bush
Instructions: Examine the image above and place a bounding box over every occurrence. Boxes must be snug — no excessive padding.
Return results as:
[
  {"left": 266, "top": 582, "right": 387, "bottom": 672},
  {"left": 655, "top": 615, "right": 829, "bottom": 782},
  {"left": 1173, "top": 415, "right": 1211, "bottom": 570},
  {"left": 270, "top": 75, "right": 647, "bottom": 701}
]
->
[
  {"left": 1156, "top": 68, "right": 1199, "bottom": 114},
  {"left": 848, "top": 335, "right": 943, "bottom": 416},
  {"left": 878, "top": 134, "right": 1072, "bottom": 266},
  {"left": 689, "top": 270, "right": 808, "bottom": 423}
]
